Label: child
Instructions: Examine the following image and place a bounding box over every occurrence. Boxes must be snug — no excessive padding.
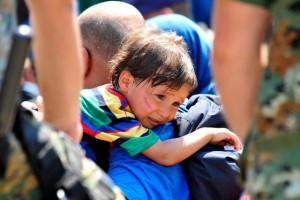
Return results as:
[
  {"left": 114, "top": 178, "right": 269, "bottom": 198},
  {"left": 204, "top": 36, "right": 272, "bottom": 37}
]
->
[{"left": 80, "top": 27, "right": 241, "bottom": 198}]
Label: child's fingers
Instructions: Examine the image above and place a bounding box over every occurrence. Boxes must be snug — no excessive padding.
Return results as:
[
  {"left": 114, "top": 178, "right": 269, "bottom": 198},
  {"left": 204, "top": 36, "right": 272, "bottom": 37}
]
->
[
  {"left": 227, "top": 133, "right": 242, "bottom": 151},
  {"left": 208, "top": 127, "right": 242, "bottom": 151}
]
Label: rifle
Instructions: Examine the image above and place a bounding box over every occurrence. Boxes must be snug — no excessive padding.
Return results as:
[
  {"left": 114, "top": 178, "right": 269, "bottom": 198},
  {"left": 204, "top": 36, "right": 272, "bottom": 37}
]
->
[
  {"left": 0, "top": 24, "right": 31, "bottom": 179},
  {"left": 0, "top": 25, "right": 31, "bottom": 138},
  {"left": 0, "top": 25, "right": 124, "bottom": 200}
]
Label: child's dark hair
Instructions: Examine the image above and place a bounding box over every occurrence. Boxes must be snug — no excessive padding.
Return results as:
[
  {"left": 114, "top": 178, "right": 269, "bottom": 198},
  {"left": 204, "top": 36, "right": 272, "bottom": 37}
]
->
[{"left": 109, "top": 27, "right": 197, "bottom": 93}]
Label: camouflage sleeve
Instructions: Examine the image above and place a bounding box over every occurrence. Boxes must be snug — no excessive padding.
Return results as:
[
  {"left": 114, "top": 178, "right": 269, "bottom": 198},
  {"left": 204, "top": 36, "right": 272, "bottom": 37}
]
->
[
  {"left": 0, "top": 133, "right": 41, "bottom": 200},
  {"left": 0, "top": 108, "right": 125, "bottom": 200}
]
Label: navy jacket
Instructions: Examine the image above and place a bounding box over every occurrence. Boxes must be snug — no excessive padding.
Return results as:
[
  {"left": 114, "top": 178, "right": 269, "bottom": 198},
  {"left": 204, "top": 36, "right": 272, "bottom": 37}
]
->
[{"left": 174, "top": 94, "right": 243, "bottom": 200}]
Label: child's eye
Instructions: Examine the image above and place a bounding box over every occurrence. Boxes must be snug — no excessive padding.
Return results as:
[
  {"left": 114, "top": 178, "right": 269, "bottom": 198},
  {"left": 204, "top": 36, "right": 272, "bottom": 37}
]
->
[
  {"left": 172, "top": 102, "right": 180, "bottom": 107},
  {"left": 156, "top": 94, "right": 164, "bottom": 100}
]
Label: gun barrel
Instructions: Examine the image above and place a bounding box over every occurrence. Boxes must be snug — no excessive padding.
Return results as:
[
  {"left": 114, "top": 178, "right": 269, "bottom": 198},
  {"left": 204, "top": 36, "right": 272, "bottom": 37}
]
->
[{"left": 0, "top": 25, "right": 32, "bottom": 137}]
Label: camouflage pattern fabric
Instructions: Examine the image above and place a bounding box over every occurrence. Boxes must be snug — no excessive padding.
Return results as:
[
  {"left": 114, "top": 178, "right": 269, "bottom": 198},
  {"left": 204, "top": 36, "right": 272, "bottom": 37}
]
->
[
  {"left": 0, "top": 108, "right": 125, "bottom": 200},
  {"left": 0, "top": 133, "right": 41, "bottom": 200},
  {"left": 237, "top": 0, "right": 300, "bottom": 199}
]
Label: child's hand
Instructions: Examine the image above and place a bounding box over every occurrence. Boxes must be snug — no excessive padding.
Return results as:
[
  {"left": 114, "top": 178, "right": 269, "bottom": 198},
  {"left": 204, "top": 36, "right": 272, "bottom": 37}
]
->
[{"left": 203, "top": 127, "right": 242, "bottom": 151}]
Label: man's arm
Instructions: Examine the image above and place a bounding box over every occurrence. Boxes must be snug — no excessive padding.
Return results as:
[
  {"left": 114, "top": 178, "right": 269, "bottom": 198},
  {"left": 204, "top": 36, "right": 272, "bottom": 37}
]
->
[
  {"left": 25, "top": 0, "right": 84, "bottom": 142},
  {"left": 212, "top": 0, "right": 271, "bottom": 141}
]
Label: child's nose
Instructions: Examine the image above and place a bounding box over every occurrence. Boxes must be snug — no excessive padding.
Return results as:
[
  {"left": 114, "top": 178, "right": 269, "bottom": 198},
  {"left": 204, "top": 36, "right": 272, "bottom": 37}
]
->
[{"left": 157, "top": 104, "right": 170, "bottom": 119}]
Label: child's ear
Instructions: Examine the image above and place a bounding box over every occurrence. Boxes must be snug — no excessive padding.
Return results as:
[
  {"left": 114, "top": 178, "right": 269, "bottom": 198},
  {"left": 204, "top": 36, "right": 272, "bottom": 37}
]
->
[{"left": 118, "top": 71, "right": 134, "bottom": 92}]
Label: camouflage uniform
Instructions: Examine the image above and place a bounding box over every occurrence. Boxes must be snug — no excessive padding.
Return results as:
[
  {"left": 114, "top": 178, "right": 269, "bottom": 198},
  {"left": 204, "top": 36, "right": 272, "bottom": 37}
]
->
[
  {"left": 0, "top": 109, "right": 125, "bottom": 200},
  {"left": 237, "top": 0, "right": 300, "bottom": 199}
]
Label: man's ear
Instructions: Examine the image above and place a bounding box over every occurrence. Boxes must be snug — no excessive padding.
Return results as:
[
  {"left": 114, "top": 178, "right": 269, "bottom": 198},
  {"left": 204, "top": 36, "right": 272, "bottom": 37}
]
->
[
  {"left": 118, "top": 71, "right": 134, "bottom": 93},
  {"left": 82, "top": 47, "right": 91, "bottom": 78}
]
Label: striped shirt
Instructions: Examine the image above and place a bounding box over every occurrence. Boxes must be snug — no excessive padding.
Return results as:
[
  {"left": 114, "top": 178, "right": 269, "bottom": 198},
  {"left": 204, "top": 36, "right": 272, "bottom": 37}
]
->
[{"left": 80, "top": 84, "right": 159, "bottom": 156}]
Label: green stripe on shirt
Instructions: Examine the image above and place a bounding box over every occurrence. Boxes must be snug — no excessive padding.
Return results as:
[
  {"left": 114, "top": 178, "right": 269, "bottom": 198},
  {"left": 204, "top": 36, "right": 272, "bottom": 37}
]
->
[
  {"left": 121, "top": 129, "right": 160, "bottom": 156},
  {"left": 81, "top": 89, "right": 111, "bottom": 126}
]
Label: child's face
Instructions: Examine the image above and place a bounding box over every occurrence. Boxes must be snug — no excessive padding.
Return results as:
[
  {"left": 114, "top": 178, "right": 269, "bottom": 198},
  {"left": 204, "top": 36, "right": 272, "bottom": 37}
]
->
[{"left": 126, "top": 81, "right": 190, "bottom": 128}]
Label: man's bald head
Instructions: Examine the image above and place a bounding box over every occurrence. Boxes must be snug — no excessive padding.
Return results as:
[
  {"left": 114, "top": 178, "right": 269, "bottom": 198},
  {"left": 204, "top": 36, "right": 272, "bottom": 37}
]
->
[
  {"left": 78, "top": 1, "right": 145, "bottom": 88},
  {"left": 79, "top": 1, "right": 144, "bottom": 25}
]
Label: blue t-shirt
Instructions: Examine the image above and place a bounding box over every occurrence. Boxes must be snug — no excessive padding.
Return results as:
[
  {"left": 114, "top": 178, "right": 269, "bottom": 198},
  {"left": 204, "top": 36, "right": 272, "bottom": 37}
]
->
[
  {"left": 190, "top": 0, "right": 214, "bottom": 28},
  {"left": 108, "top": 122, "right": 189, "bottom": 200},
  {"left": 124, "top": 0, "right": 186, "bottom": 15}
]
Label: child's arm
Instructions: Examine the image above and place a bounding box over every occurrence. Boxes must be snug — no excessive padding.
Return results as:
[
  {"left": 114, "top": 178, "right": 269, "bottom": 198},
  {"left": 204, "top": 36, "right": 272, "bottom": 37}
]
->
[{"left": 142, "top": 127, "right": 241, "bottom": 166}]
